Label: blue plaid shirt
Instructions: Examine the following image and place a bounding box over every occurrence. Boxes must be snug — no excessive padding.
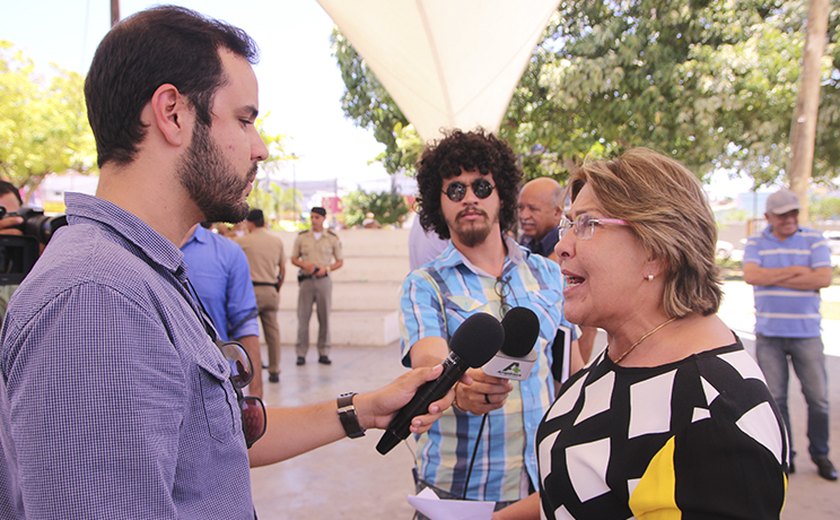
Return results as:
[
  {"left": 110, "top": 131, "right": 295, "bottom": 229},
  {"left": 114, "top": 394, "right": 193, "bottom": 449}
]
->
[
  {"left": 182, "top": 225, "right": 259, "bottom": 342},
  {"left": 399, "top": 237, "right": 574, "bottom": 502},
  {"left": 0, "top": 193, "right": 254, "bottom": 519}
]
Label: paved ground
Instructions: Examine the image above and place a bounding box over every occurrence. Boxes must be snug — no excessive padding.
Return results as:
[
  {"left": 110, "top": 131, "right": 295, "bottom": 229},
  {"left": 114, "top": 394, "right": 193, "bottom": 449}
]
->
[{"left": 249, "top": 281, "right": 840, "bottom": 519}]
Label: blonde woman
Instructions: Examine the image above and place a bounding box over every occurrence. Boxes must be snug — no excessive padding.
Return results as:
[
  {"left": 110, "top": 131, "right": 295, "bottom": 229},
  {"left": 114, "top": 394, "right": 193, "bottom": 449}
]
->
[{"left": 496, "top": 148, "right": 788, "bottom": 519}]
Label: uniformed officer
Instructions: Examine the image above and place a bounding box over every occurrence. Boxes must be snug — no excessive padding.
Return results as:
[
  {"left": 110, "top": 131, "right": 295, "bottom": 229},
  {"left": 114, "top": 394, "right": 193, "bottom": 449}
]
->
[
  {"left": 291, "top": 206, "right": 343, "bottom": 365},
  {"left": 237, "top": 209, "right": 286, "bottom": 383}
]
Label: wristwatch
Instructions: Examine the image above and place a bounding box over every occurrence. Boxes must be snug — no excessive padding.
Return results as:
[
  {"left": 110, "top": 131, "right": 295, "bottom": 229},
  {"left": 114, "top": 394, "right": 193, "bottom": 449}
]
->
[{"left": 337, "top": 392, "right": 366, "bottom": 439}]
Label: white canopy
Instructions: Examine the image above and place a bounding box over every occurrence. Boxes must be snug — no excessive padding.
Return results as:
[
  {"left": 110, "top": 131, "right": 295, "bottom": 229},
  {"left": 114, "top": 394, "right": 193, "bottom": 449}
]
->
[{"left": 317, "top": 0, "right": 560, "bottom": 141}]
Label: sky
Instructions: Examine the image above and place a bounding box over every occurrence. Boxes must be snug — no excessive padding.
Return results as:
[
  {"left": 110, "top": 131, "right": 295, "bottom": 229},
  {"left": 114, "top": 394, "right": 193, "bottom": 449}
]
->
[{"left": 1, "top": 0, "right": 395, "bottom": 192}]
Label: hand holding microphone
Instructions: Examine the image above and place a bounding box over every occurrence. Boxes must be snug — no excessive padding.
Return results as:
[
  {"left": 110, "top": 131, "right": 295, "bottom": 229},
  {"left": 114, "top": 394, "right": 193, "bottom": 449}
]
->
[
  {"left": 454, "top": 307, "right": 541, "bottom": 413},
  {"left": 376, "top": 312, "right": 504, "bottom": 455}
]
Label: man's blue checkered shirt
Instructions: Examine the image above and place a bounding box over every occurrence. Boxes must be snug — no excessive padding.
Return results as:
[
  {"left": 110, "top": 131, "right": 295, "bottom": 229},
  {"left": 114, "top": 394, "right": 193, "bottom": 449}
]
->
[{"left": 0, "top": 193, "right": 254, "bottom": 519}]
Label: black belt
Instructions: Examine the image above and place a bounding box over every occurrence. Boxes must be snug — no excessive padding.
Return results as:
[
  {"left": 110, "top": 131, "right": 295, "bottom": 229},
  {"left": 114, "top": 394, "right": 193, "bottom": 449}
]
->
[
  {"left": 297, "top": 273, "right": 328, "bottom": 282},
  {"left": 252, "top": 280, "right": 280, "bottom": 290}
]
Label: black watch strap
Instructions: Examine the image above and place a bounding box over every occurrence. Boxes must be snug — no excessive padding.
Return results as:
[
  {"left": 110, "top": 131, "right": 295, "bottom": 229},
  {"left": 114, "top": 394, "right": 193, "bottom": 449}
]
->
[{"left": 337, "top": 392, "right": 365, "bottom": 439}]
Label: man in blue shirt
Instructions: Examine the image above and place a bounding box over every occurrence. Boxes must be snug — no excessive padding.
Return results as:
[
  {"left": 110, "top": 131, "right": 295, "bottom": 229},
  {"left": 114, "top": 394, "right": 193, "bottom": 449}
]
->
[
  {"left": 744, "top": 188, "right": 836, "bottom": 481},
  {"left": 182, "top": 222, "right": 262, "bottom": 396},
  {"left": 0, "top": 7, "right": 448, "bottom": 518}
]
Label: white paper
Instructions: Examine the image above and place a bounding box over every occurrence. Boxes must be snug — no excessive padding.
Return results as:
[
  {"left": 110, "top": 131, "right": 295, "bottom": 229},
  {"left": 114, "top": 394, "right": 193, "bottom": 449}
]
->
[{"left": 407, "top": 487, "right": 495, "bottom": 520}]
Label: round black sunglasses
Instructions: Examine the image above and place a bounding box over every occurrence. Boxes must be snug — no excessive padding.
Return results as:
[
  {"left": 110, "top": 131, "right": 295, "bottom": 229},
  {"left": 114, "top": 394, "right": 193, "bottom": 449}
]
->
[{"left": 442, "top": 178, "right": 495, "bottom": 202}]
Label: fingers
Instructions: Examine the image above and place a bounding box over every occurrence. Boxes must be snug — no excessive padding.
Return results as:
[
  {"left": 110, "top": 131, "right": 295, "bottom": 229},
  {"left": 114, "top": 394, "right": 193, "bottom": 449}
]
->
[
  {"left": 466, "top": 367, "right": 507, "bottom": 386},
  {"left": 409, "top": 405, "right": 446, "bottom": 434},
  {"left": 461, "top": 370, "right": 513, "bottom": 397},
  {"left": 0, "top": 216, "right": 23, "bottom": 235},
  {"left": 407, "top": 380, "right": 453, "bottom": 434},
  {"left": 422, "top": 363, "right": 444, "bottom": 382},
  {"left": 454, "top": 376, "right": 512, "bottom": 414},
  {"left": 397, "top": 363, "right": 443, "bottom": 388}
]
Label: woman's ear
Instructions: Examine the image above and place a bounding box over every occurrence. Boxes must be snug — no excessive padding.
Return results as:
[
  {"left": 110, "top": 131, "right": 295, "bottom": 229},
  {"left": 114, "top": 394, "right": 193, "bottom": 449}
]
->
[{"left": 643, "top": 255, "right": 667, "bottom": 281}]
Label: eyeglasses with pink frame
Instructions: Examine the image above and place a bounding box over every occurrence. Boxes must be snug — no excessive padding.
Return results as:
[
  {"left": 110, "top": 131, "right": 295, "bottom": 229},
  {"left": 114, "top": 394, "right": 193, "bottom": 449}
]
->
[{"left": 557, "top": 214, "right": 629, "bottom": 241}]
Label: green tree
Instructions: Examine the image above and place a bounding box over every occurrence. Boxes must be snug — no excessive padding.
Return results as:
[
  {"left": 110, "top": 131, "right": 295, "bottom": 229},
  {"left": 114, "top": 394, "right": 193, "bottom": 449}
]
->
[
  {"left": 246, "top": 181, "right": 302, "bottom": 226},
  {"left": 0, "top": 41, "right": 96, "bottom": 199},
  {"left": 341, "top": 189, "right": 409, "bottom": 227},
  {"left": 815, "top": 1, "right": 840, "bottom": 181},
  {"left": 332, "top": 1, "right": 838, "bottom": 187},
  {"left": 332, "top": 32, "right": 415, "bottom": 174},
  {"left": 245, "top": 117, "right": 300, "bottom": 226},
  {"left": 812, "top": 197, "right": 840, "bottom": 220}
]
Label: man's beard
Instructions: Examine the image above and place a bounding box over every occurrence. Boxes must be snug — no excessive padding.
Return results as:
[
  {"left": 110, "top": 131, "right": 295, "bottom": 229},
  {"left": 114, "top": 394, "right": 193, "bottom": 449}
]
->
[
  {"left": 450, "top": 208, "right": 495, "bottom": 247},
  {"left": 176, "top": 121, "right": 255, "bottom": 223}
]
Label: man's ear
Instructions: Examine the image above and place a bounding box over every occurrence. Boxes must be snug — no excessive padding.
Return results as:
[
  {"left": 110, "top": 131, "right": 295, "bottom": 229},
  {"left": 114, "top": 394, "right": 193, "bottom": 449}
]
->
[{"left": 150, "top": 83, "right": 189, "bottom": 147}]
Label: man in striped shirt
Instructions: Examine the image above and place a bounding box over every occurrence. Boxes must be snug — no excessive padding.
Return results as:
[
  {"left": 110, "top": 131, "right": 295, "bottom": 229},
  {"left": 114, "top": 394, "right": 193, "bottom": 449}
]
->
[
  {"left": 744, "top": 188, "right": 835, "bottom": 480},
  {"left": 399, "top": 129, "right": 580, "bottom": 511}
]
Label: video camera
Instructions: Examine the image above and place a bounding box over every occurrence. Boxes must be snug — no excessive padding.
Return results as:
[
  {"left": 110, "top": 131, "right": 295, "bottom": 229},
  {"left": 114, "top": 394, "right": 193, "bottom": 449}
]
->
[{"left": 0, "top": 206, "right": 67, "bottom": 285}]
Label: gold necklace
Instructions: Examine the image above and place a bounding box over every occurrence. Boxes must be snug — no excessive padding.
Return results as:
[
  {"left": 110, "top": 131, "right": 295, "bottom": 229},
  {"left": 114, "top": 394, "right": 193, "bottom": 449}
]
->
[{"left": 612, "top": 317, "right": 677, "bottom": 365}]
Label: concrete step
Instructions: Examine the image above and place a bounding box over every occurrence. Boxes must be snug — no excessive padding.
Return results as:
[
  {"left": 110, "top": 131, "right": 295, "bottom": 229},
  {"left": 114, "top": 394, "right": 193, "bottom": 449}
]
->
[
  {"left": 260, "top": 227, "right": 414, "bottom": 347},
  {"left": 279, "top": 281, "right": 404, "bottom": 311},
  {"left": 275, "top": 228, "right": 412, "bottom": 258},
  {"left": 272, "top": 309, "right": 400, "bottom": 348},
  {"left": 312, "top": 257, "right": 410, "bottom": 283}
]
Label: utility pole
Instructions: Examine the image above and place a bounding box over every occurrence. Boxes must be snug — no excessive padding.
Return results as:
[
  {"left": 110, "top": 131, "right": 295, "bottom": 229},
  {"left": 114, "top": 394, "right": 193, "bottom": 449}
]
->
[
  {"left": 111, "top": 0, "right": 120, "bottom": 27},
  {"left": 787, "top": 0, "right": 829, "bottom": 224}
]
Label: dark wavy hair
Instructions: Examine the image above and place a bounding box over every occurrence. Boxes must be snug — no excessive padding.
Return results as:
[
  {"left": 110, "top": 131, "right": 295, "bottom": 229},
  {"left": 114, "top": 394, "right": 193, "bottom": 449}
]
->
[
  {"left": 415, "top": 129, "right": 522, "bottom": 239},
  {"left": 84, "top": 6, "right": 259, "bottom": 168}
]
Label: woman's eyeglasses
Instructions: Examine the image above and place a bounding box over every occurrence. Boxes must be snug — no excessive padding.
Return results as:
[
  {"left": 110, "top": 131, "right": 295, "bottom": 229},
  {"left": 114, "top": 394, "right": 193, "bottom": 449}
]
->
[
  {"left": 557, "top": 214, "right": 629, "bottom": 241},
  {"left": 442, "top": 178, "right": 495, "bottom": 202},
  {"left": 217, "top": 340, "right": 267, "bottom": 448}
]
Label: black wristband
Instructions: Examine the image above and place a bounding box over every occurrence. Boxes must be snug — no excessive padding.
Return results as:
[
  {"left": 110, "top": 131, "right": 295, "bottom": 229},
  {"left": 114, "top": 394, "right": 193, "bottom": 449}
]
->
[{"left": 337, "top": 392, "right": 365, "bottom": 439}]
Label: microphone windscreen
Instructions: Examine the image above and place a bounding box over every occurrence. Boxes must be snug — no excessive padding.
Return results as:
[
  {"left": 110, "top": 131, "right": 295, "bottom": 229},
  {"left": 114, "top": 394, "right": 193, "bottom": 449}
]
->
[
  {"left": 500, "top": 307, "right": 540, "bottom": 357},
  {"left": 448, "top": 312, "right": 504, "bottom": 367}
]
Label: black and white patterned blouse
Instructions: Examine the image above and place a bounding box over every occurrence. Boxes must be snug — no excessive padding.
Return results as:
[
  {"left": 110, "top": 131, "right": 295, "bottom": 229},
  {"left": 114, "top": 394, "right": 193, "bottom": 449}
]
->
[{"left": 537, "top": 338, "right": 788, "bottom": 519}]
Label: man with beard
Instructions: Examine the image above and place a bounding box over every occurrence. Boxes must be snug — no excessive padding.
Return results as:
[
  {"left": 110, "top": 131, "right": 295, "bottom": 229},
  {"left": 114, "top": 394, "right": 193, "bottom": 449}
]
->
[
  {"left": 399, "top": 129, "right": 579, "bottom": 512},
  {"left": 0, "top": 7, "right": 448, "bottom": 519}
]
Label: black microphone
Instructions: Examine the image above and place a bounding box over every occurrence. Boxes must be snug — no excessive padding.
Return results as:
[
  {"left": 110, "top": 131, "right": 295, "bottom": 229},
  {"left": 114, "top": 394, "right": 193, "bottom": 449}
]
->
[
  {"left": 482, "top": 307, "right": 540, "bottom": 380},
  {"left": 376, "top": 312, "right": 504, "bottom": 455}
]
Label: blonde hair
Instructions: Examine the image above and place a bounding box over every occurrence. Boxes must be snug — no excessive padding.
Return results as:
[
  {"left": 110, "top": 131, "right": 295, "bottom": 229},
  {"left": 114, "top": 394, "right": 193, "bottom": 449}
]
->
[{"left": 570, "top": 147, "right": 722, "bottom": 317}]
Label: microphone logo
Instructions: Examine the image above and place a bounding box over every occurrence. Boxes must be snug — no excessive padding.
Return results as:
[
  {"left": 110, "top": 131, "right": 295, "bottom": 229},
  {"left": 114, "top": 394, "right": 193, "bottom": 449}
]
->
[
  {"left": 482, "top": 306, "right": 540, "bottom": 381},
  {"left": 500, "top": 362, "right": 522, "bottom": 377}
]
